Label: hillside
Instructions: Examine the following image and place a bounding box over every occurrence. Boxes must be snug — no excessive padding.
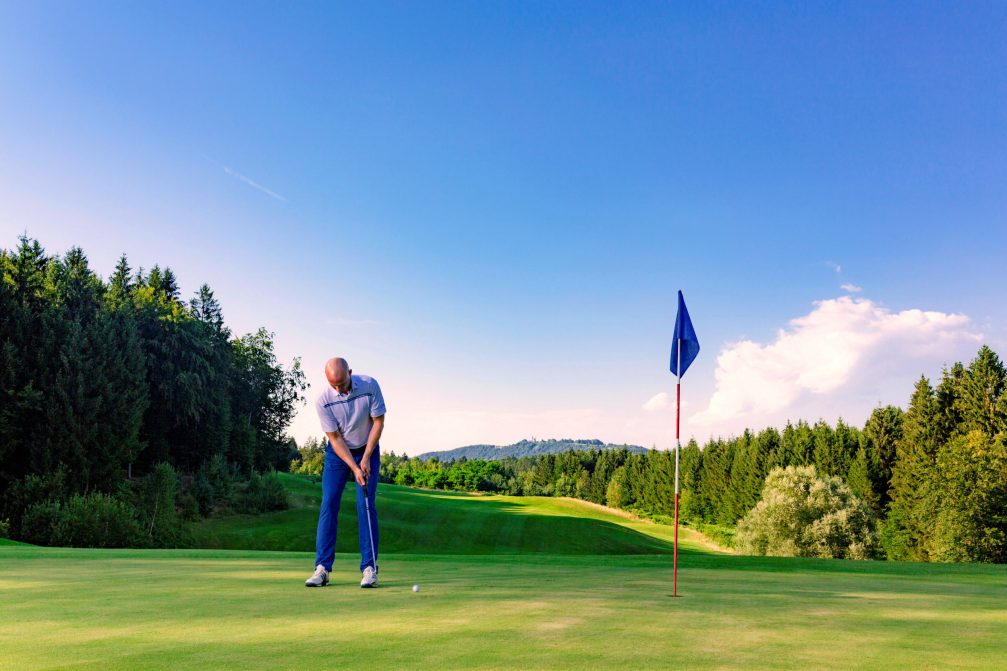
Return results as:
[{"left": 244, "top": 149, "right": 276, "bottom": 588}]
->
[
  {"left": 185, "top": 467, "right": 712, "bottom": 552},
  {"left": 189, "top": 472, "right": 714, "bottom": 555},
  {"left": 417, "top": 437, "right": 648, "bottom": 461}
]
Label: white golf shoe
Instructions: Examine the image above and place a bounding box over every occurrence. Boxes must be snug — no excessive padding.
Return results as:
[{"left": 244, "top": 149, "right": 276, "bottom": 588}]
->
[
  {"left": 305, "top": 565, "right": 329, "bottom": 587},
  {"left": 360, "top": 566, "right": 378, "bottom": 588}
]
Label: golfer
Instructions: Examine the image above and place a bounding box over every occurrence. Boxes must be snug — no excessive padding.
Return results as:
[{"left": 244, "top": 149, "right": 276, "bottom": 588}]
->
[{"left": 305, "top": 357, "right": 385, "bottom": 588}]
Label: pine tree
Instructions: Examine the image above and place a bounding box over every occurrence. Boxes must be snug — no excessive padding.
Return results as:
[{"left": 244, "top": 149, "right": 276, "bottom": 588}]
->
[
  {"left": 190, "top": 283, "right": 229, "bottom": 336},
  {"left": 781, "top": 420, "right": 814, "bottom": 466},
  {"left": 160, "top": 267, "right": 180, "bottom": 302},
  {"left": 957, "top": 346, "right": 1006, "bottom": 436},
  {"left": 107, "top": 254, "right": 133, "bottom": 309},
  {"left": 678, "top": 439, "right": 704, "bottom": 520},
  {"left": 146, "top": 265, "right": 162, "bottom": 294},
  {"left": 846, "top": 447, "right": 880, "bottom": 514},
  {"left": 931, "top": 431, "right": 1007, "bottom": 563},
  {"left": 885, "top": 376, "right": 942, "bottom": 560},
  {"left": 936, "top": 363, "right": 966, "bottom": 441},
  {"left": 862, "top": 405, "right": 903, "bottom": 509}
]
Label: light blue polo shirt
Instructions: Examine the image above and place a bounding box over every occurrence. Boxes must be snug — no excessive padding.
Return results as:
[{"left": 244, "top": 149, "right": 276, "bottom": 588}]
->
[{"left": 315, "top": 374, "right": 386, "bottom": 450}]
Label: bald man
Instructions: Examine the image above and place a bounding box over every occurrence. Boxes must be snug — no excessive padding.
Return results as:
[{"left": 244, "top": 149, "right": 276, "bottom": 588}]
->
[{"left": 305, "top": 358, "right": 386, "bottom": 588}]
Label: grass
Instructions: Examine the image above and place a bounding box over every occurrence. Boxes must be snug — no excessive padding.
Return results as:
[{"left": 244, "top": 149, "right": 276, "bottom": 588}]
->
[
  {"left": 2, "top": 474, "right": 1005, "bottom": 670},
  {"left": 2, "top": 547, "right": 1005, "bottom": 670},
  {"left": 0, "top": 538, "right": 30, "bottom": 546},
  {"left": 188, "top": 473, "right": 718, "bottom": 555}
]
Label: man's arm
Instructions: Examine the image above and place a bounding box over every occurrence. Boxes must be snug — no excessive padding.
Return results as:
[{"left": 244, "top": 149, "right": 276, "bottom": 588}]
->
[
  {"left": 325, "top": 430, "right": 367, "bottom": 487},
  {"left": 361, "top": 414, "right": 385, "bottom": 479}
]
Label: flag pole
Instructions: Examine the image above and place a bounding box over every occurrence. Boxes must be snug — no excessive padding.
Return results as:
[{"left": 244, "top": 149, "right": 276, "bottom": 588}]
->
[{"left": 674, "top": 338, "right": 681, "bottom": 598}]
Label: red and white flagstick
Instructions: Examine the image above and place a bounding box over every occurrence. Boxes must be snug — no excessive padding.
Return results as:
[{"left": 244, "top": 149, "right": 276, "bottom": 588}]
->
[{"left": 674, "top": 339, "right": 681, "bottom": 598}]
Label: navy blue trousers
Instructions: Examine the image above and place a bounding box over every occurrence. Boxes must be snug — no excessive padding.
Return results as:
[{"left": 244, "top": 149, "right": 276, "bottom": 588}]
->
[{"left": 314, "top": 445, "right": 379, "bottom": 572}]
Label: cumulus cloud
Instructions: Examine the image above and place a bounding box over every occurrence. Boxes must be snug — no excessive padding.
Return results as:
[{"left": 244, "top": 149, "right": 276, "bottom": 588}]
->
[
  {"left": 643, "top": 392, "right": 670, "bottom": 411},
  {"left": 691, "top": 296, "right": 982, "bottom": 435},
  {"left": 840, "top": 283, "right": 862, "bottom": 293}
]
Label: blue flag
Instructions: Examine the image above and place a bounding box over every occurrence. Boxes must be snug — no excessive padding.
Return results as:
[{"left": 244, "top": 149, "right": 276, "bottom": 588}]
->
[{"left": 670, "top": 290, "right": 700, "bottom": 377}]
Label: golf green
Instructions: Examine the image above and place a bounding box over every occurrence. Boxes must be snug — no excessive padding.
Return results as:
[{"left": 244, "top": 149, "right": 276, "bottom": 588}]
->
[
  {"left": 2, "top": 477, "right": 1005, "bottom": 669},
  {"left": 2, "top": 547, "right": 1005, "bottom": 669}
]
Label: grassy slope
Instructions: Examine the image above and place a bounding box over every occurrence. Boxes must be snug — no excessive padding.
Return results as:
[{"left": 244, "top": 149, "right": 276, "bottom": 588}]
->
[{"left": 188, "top": 473, "right": 717, "bottom": 555}]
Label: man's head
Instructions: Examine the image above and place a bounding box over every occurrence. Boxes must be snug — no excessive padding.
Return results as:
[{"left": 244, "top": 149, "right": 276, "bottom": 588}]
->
[{"left": 324, "top": 357, "right": 352, "bottom": 393}]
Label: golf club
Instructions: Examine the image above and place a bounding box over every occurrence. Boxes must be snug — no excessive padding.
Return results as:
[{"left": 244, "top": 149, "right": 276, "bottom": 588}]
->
[{"left": 363, "top": 475, "right": 378, "bottom": 578}]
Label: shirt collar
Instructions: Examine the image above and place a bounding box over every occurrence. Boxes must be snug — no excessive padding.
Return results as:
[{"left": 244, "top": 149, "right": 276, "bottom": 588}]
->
[{"left": 336, "top": 377, "right": 354, "bottom": 397}]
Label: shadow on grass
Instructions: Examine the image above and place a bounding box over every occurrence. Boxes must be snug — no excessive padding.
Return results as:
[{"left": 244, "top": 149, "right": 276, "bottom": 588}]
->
[{"left": 195, "top": 477, "right": 699, "bottom": 557}]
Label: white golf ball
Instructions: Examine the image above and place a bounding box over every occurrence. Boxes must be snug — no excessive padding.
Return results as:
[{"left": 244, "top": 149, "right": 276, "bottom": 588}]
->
[{"left": 412, "top": 584, "right": 420, "bottom": 593}]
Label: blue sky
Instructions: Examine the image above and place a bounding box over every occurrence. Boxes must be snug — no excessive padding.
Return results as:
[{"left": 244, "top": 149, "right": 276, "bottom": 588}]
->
[{"left": 2, "top": 2, "right": 1005, "bottom": 454}]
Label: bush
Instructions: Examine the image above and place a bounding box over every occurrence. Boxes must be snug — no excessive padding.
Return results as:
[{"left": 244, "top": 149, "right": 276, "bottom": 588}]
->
[
  {"left": 0, "top": 518, "right": 10, "bottom": 539},
  {"left": 191, "top": 469, "right": 215, "bottom": 516},
  {"left": 236, "top": 471, "right": 289, "bottom": 513},
  {"left": 133, "top": 462, "right": 188, "bottom": 547},
  {"left": 735, "top": 465, "right": 880, "bottom": 559},
  {"left": 1, "top": 467, "right": 69, "bottom": 537},
  {"left": 691, "top": 522, "right": 737, "bottom": 549},
  {"left": 191, "top": 454, "right": 240, "bottom": 514},
  {"left": 21, "top": 494, "right": 145, "bottom": 548}
]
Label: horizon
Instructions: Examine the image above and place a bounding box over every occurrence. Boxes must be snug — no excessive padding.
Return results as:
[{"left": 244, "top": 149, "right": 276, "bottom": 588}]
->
[{"left": 3, "top": 3, "right": 1004, "bottom": 455}]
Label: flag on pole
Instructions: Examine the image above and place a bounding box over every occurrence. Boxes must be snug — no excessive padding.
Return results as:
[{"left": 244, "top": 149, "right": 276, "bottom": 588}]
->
[
  {"left": 670, "top": 290, "right": 700, "bottom": 377},
  {"left": 670, "top": 289, "right": 699, "bottom": 599}
]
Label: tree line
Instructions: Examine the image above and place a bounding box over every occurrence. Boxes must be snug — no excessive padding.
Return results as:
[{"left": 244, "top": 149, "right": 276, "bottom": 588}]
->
[
  {"left": 0, "top": 236, "right": 306, "bottom": 545},
  {"left": 368, "top": 346, "right": 1007, "bottom": 562}
]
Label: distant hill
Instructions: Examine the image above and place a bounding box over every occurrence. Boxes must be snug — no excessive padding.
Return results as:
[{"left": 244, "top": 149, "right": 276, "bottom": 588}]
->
[{"left": 417, "top": 438, "right": 649, "bottom": 462}]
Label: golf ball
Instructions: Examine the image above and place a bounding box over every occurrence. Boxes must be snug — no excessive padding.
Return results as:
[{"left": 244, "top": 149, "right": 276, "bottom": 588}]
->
[{"left": 412, "top": 584, "right": 420, "bottom": 593}]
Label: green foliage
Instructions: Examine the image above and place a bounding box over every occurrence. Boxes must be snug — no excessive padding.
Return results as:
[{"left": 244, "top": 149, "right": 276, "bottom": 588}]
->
[
  {"left": 236, "top": 471, "right": 290, "bottom": 513},
  {"left": 0, "top": 467, "right": 69, "bottom": 538},
  {"left": 0, "top": 236, "right": 305, "bottom": 547},
  {"left": 21, "top": 493, "right": 145, "bottom": 548},
  {"left": 845, "top": 447, "right": 880, "bottom": 514},
  {"left": 955, "top": 347, "right": 1006, "bottom": 436},
  {"left": 290, "top": 436, "right": 325, "bottom": 475},
  {"left": 133, "top": 462, "right": 188, "bottom": 547},
  {"left": 686, "top": 521, "right": 737, "bottom": 549},
  {"left": 606, "top": 467, "right": 628, "bottom": 508},
  {"left": 862, "top": 405, "right": 903, "bottom": 510},
  {"left": 735, "top": 466, "right": 880, "bottom": 560},
  {"left": 929, "top": 431, "right": 1007, "bottom": 563},
  {"left": 377, "top": 343, "right": 1005, "bottom": 564}
]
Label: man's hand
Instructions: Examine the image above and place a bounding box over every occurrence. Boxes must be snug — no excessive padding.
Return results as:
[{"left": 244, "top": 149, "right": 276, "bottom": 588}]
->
[
  {"left": 354, "top": 467, "right": 367, "bottom": 488},
  {"left": 360, "top": 452, "right": 372, "bottom": 480}
]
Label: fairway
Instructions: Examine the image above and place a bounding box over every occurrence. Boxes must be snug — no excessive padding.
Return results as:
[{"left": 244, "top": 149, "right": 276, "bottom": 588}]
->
[
  {"left": 188, "top": 473, "right": 718, "bottom": 555},
  {"left": 2, "top": 546, "right": 1005, "bottom": 670}
]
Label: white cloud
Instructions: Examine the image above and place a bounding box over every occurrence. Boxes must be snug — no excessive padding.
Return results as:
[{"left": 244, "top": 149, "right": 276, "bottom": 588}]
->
[
  {"left": 825, "top": 261, "right": 842, "bottom": 273},
  {"left": 840, "top": 283, "right": 862, "bottom": 293},
  {"left": 643, "top": 392, "right": 670, "bottom": 411},
  {"left": 691, "top": 296, "right": 982, "bottom": 436}
]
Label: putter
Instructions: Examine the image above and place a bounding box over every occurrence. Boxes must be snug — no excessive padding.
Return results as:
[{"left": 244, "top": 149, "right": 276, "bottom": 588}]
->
[{"left": 363, "top": 475, "right": 378, "bottom": 580}]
